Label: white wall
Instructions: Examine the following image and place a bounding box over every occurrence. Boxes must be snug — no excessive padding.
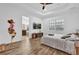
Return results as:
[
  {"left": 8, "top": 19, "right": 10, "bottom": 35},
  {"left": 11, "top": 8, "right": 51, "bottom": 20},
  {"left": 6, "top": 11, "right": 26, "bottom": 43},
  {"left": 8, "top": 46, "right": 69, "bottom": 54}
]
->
[
  {"left": 1, "top": 3, "right": 79, "bottom": 43},
  {"left": 61, "top": 8, "right": 79, "bottom": 34},
  {"left": 0, "top": 4, "right": 42, "bottom": 44},
  {"left": 43, "top": 7, "right": 79, "bottom": 36},
  {"left": 0, "top": 6, "right": 23, "bottom": 44},
  {"left": 29, "top": 16, "right": 43, "bottom": 38}
]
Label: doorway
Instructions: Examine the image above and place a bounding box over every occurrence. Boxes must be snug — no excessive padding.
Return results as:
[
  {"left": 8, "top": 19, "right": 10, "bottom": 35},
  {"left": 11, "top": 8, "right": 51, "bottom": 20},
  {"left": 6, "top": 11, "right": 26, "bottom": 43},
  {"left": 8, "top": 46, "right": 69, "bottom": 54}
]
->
[{"left": 22, "top": 16, "right": 29, "bottom": 36}]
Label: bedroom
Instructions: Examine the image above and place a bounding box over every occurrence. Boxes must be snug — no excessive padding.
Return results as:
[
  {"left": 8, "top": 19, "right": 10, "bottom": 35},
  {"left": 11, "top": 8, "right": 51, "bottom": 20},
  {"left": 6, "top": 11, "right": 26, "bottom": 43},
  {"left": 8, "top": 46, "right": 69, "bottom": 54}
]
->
[{"left": 0, "top": 3, "right": 79, "bottom": 55}]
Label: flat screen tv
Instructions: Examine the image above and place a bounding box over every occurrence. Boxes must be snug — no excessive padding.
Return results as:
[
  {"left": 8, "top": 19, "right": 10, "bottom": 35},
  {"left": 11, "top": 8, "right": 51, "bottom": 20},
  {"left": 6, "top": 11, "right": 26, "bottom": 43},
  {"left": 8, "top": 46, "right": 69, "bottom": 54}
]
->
[{"left": 33, "top": 23, "right": 41, "bottom": 29}]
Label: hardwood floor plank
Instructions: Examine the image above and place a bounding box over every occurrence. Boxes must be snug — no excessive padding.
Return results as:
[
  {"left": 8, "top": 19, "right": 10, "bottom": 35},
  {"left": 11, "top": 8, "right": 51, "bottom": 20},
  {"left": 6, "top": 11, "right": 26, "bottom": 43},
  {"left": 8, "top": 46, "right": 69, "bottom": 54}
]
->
[{"left": 0, "top": 36, "right": 69, "bottom": 55}]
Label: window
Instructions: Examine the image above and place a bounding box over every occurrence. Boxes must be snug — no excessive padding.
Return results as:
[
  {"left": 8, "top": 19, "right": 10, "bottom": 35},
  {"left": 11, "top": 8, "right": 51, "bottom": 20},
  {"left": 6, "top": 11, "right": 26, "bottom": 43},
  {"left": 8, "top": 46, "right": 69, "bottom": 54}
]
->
[{"left": 49, "top": 18, "right": 64, "bottom": 33}]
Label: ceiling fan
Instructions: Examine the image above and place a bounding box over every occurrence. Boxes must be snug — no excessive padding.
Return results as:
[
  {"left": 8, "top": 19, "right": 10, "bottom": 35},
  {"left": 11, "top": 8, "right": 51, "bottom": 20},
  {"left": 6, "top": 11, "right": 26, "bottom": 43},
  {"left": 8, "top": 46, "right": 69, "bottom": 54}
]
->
[{"left": 40, "top": 3, "right": 53, "bottom": 10}]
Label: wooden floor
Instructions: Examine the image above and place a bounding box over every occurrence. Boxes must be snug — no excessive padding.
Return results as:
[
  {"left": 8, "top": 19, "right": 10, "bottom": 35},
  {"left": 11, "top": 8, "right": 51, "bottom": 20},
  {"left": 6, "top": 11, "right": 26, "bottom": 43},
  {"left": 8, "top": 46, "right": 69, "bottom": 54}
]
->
[{"left": 0, "top": 36, "right": 69, "bottom": 55}]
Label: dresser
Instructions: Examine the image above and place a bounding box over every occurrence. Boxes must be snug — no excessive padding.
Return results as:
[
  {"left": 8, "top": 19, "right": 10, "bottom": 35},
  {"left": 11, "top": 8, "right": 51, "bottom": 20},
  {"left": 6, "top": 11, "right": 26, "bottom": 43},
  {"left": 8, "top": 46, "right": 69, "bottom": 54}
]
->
[{"left": 32, "top": 32, "right": 43, "bottom": 39}]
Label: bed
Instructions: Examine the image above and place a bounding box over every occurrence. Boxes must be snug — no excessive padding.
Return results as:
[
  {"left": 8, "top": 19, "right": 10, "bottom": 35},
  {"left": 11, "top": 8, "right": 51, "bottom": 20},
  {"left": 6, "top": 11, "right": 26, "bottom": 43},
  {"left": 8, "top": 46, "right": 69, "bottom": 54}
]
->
[{"left": 41, "top": 34, "right": 77, "bottom": 54}]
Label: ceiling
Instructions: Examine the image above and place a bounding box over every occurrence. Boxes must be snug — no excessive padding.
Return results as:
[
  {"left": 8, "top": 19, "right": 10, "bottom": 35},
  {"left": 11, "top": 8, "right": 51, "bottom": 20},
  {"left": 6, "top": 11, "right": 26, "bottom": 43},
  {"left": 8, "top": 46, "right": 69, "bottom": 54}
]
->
[
  {"left": 0, "top": 3, "right": 79, "bottom": 16},
  {"left": 17, "top": 3, "right": 79, "bottom": 16}
]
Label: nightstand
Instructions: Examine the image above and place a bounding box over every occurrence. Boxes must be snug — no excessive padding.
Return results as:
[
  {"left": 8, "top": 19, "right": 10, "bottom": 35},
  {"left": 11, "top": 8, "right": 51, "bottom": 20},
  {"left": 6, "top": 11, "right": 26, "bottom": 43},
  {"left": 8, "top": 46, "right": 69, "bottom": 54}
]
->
[{"left": 75, "top": 41, "right": 79, "bottom": 55}]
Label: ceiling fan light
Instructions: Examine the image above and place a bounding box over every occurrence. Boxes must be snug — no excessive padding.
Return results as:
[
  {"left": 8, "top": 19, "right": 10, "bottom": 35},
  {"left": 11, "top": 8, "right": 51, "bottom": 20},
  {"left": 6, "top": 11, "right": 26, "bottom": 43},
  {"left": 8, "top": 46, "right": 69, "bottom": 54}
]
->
[
  {"left": 42, "top": 6, "right": 45, "bottom": 10},
  {"left": 40, "top": 3, "right": 53, "bottom": 10}
]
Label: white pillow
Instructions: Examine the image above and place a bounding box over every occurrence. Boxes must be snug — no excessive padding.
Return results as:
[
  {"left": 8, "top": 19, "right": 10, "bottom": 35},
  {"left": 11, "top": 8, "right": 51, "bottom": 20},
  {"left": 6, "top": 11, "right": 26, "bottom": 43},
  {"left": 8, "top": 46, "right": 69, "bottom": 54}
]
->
[
  {"left": 54, "top": 34, "right": 63, "bottom": 37},
  {"left": 53, "top": 34, "right": 63, "bottom": 39},
  {"left": 70, "top": 34, "right": 76, "bottom": 38}
]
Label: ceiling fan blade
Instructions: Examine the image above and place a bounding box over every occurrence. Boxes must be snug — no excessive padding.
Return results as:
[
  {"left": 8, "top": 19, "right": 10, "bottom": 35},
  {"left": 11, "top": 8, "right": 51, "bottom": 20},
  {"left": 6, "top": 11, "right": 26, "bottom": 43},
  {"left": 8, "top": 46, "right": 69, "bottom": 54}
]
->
[
  {"left": 40, "top": 3, "right": 53, "bottom": 5},
  {"left": 45, "top": 3, "right": 53, "bottom": 5},
  {"left": 40, "top": 3, "right": 53, "bottom": 10}
]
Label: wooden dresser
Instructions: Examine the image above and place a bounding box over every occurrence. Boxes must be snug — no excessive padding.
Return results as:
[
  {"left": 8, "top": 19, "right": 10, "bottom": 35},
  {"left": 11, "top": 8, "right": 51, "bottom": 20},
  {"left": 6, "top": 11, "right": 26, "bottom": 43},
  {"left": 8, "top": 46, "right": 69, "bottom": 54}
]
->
[
  {"left": 32, "top": 32, "right": 43, "bottom": 39},
  {"left": 22, "top": 30, "right": 26, "bottom": 36}
]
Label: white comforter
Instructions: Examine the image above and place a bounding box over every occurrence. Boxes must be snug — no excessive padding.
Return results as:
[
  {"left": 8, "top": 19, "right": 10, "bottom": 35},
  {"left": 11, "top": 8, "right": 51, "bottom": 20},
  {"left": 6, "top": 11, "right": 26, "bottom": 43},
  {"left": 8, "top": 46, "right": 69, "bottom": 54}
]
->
[{"left": 41, "top": 36, "right": 76, "bottom": 54}]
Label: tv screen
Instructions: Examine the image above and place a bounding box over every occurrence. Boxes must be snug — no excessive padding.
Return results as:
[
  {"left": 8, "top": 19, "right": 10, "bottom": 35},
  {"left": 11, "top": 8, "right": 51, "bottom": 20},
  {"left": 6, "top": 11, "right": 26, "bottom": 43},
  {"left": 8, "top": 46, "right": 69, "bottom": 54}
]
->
[{"left": 33, "top": 23, "right": 41, "bottom": 29}]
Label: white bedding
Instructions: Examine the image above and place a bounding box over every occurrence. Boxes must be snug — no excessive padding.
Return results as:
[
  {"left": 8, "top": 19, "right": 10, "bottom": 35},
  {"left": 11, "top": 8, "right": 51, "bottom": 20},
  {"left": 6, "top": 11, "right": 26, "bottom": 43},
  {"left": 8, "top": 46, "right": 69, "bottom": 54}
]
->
[
  {"left": 53, "top": 34, "right": 63, "bottom": 39},
  {"left": 65, "top": 40, "right": 76, "bottom": 54},
  {"left": 41, "top": 35, "right": 76, "bottom": 54}
]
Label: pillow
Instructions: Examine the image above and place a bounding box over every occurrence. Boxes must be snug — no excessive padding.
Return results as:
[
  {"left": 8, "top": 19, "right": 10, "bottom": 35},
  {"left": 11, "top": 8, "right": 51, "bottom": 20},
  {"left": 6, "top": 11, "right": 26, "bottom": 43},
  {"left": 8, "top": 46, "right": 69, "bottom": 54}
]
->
[
  {"left": 48, "top": 34, "right": 54, "bottom": 36},
  {"left": 54, "top": 34, "right": 63, "bottom": 37},
  {"left": 61, "top": 35, "right": 71, "bottom": 39},
  {"left": 53, "top": 34, "right": 63, "bottom": 39},
  {"left": 70, "top": 34, "right": 76, "bottom": 38}
]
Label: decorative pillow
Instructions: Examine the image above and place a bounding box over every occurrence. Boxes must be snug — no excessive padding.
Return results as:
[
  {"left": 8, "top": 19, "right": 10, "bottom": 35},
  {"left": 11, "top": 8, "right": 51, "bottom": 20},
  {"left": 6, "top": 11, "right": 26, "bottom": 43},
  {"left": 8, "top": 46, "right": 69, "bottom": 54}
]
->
[
  {"left": 61, "top": 35, "right": 71, "bottom": 39},
  {"left": 48, "top": 34, "right": 54, "bottom": 36}
]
